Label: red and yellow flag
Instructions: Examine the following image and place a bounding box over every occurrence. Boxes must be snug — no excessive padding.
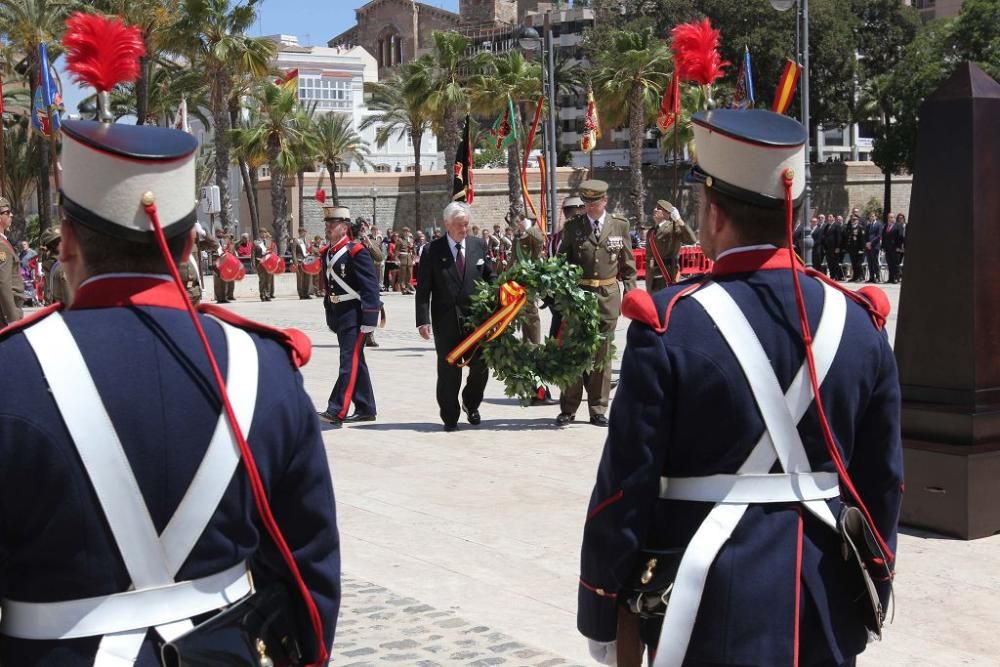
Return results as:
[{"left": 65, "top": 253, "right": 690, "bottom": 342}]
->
[
  {"left": 446, "top": 282, "right": 527, "bottom": 366},
  {"left": 771, "top": 59, "right": 800, "bottom": 115},
  {"left": 656, "top": 69, "right": 681, "bottom": 132},
  {"left": 581, "top": 88, "right": 600, "bottom": 153}
]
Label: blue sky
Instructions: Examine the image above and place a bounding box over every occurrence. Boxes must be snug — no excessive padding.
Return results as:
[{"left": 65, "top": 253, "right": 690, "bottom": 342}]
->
[{"left": 60, "top": 0, "right": 461, "bottom": 114}]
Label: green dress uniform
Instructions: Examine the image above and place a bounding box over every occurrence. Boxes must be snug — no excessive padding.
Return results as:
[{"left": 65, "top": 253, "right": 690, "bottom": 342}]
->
[
  {"left": 645, "top": 202, "right": 697, "bottom": 292},
  {"left": 178, "top": 235, "right": 218, "bottom": 305},
  {"left": 0, "top": 232, "right": 24, "bottom": 327},
  {"left": 558, "top": 189, "right": 637, "bottom": 421},
  {"left": 397, "top": 233, "right": 415, "bottom": 294},
  {"left": 292, "top": 234, "right": 312, "bottom": 299},
  {"left": 514, "top": 223, "right": 546, "bottom": 344},
  {"left": 254, "top": 237, "right": 276, "bottom": 301}
]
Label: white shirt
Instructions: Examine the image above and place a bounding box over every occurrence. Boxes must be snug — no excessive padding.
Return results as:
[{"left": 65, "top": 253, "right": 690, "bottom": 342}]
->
[{"left": 446, "top": 234, "right": 466, "bottom": 261}]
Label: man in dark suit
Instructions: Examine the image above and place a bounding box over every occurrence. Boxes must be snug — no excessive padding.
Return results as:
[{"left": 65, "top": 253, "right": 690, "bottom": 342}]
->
[
  {"left": 810, "top": 213, "right": 826, "bottom": 272},
  {"left": 415, "top": 202, "right": 495, "bottom": 431},
  {"left": 883, "top": 213, "right": 905, "bottom": 283},
  {"left": 824, "top": 214, "right": 845, "bottom": 280},
  {"left": 865, "top": 212, "right": 884, "bottom": 283}
]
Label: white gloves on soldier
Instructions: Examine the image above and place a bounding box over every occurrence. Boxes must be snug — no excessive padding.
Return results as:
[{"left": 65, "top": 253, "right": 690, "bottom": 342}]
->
[
  {"left": 670, "top": 206, "right": 682, "bottom": 223},
  {"left": 360, "top": 325, "right": 376, "bottom": 334},
  {"left": 588, "top": 639, "right": 618, "bottom": 665}
]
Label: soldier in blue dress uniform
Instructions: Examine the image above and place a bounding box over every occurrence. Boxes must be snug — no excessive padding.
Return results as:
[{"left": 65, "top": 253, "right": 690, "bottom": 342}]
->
[
  {"left": 317, "top": 206, "right": 382, "bottom": 425},
  {"left": 0, "top": 118, "right": 340, "bottom": 665},
  {"left": 577, "top": 109, "right": 903, "bottom": 667}
]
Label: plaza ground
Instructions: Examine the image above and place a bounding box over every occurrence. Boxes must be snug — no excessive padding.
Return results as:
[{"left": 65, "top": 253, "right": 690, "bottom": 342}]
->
[{"left": 207, "top": 276, "right": 1000, "bottom": 664}]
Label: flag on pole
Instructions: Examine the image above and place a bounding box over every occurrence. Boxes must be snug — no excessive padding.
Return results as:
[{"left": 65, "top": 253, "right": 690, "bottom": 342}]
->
[
  {"left": 277, "top": 68, "right": 299, "bottom": 98},
  {"left": 32, "top": 43, "right": 62, "bottom": 136},
  {"left": 452, "top": 114, "right": 475, "bottom": 203},
  {"left": 656, "top": 68, "right": 681, "bottom": 132},
  {"left": 581, "top": 88, "right": 600, "bottom": 153},
  {"left": 733, "top": 46, "right": 755, "bottom": 109},
  {"left": 490, "top": 95, "right": 517, "bottom": 150},
  {"left": 771, "top": 58, "right": 800, "bottom": 115}
]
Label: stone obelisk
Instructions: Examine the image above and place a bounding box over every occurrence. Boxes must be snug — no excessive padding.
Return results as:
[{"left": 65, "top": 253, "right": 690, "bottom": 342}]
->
[{"left": 895, "top": 62, "right": 1000, "bottom": 539}]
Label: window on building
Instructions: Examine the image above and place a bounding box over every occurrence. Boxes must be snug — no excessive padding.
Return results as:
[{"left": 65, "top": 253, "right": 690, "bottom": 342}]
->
[
  {"left": 375, "top": 164, "right": 391, "bottom": 173},
  {"left": 405, "top": 164, "right": 416, "bottom": 172},
  {"left": 823, "top": 126, "right": 846, "bottom": 145},
  {"left": 298, "top": 76, "right": 352, "bottom": 110}
]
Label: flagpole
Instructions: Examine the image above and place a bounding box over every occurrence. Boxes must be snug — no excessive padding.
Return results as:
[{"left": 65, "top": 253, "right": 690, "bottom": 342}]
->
[
  {"left": 672, "top": 122, "right": 679, "bottom": 202},
  {"left": 46, "top": 106, "right": 61, "bottom": 192}
]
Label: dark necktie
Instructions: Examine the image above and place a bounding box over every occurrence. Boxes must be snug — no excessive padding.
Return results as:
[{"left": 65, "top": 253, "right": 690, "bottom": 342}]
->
[{"left": 455, "top": 242, "right": 465, "bottom": 275}]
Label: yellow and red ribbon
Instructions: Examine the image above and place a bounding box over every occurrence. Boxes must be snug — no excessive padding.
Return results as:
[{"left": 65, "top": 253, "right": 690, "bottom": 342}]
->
[{"left": 446, "top": 281, "right": 527, "bottom": 366}]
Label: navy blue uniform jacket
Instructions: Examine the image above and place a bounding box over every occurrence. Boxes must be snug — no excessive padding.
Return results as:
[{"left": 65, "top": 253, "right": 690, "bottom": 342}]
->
[
  {"left": 0, "top": 275, "right": 340, "bottom": 666},
  {"left": 578, "top": 248, "right": 903, "bottom": 666},
  {"left": 322, "top": 238, "right": 381, "bottom": 331}
]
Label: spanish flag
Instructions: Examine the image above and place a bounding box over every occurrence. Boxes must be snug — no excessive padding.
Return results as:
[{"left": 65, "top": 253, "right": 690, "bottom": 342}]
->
[
  {"left": 581, "top": 88, "right": 600, "bottom": 153},
  {"left": 771, "top": 59, "right": 800, "bottom": 115},
  {"left": 277, "top": 68, "right": 299, "bottom": 99}
]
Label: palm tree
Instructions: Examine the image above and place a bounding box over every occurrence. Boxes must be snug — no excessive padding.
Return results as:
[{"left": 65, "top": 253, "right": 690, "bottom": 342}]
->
[
  {"left": 592, "top": 27, "right": 671, "bottom": 227},
  {"left": 361, "top": 61, "right": 434, "bottom": 233},
  {"left": 415, "top": 31, "right": 488, "bottom": 192},
  {"left": 230, "top": 81, "right": 309, "bottom": 254},
  {"left": 0, "top": 0, "right": 75, "bottom": 232},
  {"left": 1, "top": 114, "right": 42, "bottom": 242},
  {"left": 230, "top": 104, "right": 266, "bottom": 241},
  {"left": 468, "top": 50, "right": 541, "bottom": 220},
  {"left": 171, "top": 0, "right": 275, "bottom": 235},
  {"left": 291, "top": 102, "right": 319, "bottom": 235},
  {"left": 312, "top": 111, "right": 371, "bottom": 205},
  {"left": 657, "top": 82, "right": 707, "bottom": 200}
]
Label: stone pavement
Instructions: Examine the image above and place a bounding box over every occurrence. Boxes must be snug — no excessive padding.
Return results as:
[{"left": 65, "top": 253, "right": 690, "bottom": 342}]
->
[{"left": 218, "top": 276, "right": 999, "bottom": 665}]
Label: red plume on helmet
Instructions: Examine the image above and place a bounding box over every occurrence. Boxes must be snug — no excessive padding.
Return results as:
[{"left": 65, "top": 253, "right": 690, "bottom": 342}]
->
[
  {"left": 671, "top": 18, "right": 729, "bottom": 86},
  {"left": 63, "top": 12, "right": 145, "bottom": 92}
]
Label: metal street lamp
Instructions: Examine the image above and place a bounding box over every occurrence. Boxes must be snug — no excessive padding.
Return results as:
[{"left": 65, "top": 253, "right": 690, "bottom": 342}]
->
[
  {"left": 369, "top": 185, "right": 378, "bottom": 230},
  {"left": 770, "top": 0, "right": 811, "bottom": 226}
]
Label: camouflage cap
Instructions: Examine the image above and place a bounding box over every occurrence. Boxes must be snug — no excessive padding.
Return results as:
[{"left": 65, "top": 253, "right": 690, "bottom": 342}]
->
[
  {"left": 578, "top": 180, "right": 609, "bottom": 202},
  {"left": 40, "top": 227, "right": 61, "bottom": 248}
]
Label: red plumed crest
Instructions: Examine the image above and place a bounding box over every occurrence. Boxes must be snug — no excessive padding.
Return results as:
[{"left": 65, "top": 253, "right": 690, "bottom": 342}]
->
[
  {"left": 671, "top": 18, "right": 730, "bottom": 86},
  {"left": 63, "top": 12, "right": 145, "bottom": 93}
]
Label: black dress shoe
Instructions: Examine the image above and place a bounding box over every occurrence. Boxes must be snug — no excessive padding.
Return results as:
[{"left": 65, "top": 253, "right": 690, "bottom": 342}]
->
[
  {"left": 317, "top": 411, "right": 342, "bottom": 425},
  {"left": 530, "top": 396, "right": 559, "bottom": 406},
  {"left": 555, "top": 412, "right": 575, "bottom": 426},
  {"left": 342, "top": 413, "right": 376, "bottom": 423},
  {"left": 443, "top": 422, "right": 458, "bottom": 432},
  {"left": 590, "top": 414, "right": 609, "bottom": 427},
  {"left": 462, "top": 404, "right": 481, "bottom": 425},
  {"left": 365, "top": 337, "right": 380, "bottom": 348}
]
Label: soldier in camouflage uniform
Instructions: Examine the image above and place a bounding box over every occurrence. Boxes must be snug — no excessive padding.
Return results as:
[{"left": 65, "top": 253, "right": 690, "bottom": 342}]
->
[{"left": 556, "top": 180, "right": 637, "bottom": 427}]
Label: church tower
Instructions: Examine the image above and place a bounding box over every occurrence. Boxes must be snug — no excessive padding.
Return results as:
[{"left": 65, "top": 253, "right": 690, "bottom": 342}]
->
[{"left": 460, "top": 0, "right": 517, "bottom": 27}]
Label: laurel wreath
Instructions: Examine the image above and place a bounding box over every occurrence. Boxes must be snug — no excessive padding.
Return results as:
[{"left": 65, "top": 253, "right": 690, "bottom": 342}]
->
[{"left": 465, "top": 256, "right": 610, "bottom": 402}]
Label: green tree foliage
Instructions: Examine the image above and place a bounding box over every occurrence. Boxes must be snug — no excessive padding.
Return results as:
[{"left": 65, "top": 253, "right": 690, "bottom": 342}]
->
[
  {"left": 312, "top": 111, "right": 372, "bottom": 206},
  {"left": 947, "top": 0, "right": 1000, "bottom": 79}
]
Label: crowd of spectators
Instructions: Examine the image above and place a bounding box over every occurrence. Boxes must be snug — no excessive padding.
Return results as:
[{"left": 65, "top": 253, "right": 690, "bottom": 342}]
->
[{"left": 794, "top": 206, "right": 906, "bottom": 283}]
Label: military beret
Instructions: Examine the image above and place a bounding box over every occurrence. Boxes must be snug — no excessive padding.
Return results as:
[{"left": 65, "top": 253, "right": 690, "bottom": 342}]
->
[
  {"left": 655, "top": 200, "right": 675, "bottom": 212},
  {"left": 562, "top": 196, "right": 584, "bottom": 208},
  {"left": 60, "top": 120, "right": 199, "bottom": 242},
  {"left": 578, "top": 180, "right": 609, "bottom": 202},
  {"left": 687, "top": 109, "right": 806, "bottom": 209},
  {"left": 40, "top": 227, "right": 61, "bottom": 248},
  {"left": 323, "top": 206, "right": 351, "bottom": 221}
]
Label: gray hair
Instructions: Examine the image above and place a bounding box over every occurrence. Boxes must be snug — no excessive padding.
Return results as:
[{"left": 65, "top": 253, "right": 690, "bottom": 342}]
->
[{"left": 442, "top": 201, "right": 471, "bottom": 223}]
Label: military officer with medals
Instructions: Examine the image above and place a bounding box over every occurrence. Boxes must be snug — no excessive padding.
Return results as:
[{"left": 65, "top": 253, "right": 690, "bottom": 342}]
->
[
  {"left": 645, "top": 199, "right": 697, "bottom": 292},
  {"left": 577, "top": 109, "right": 901, "bottom": 667},
  {"left": 317, "top": 206, "right": 382, "bottom": 425},
  {"left": 292, "top": 225, "right": 313, "bottom": 299},
  {"left": 556, "top": 180, "right": 637, "bottom": 427},
  {"left": 0, "top": 196, "right": 24, "bottom": 326},
  {"left": 0, "top": 114, "right": 338, "bottom": 662}
]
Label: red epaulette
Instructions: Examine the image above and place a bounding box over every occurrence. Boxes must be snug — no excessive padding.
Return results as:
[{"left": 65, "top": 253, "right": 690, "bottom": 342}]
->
[
  {"left": 348, "top": 242, "right": 365, "bottom": 257},
  {"left": 806, "top": 269, "right": 889, "bottom": 331},
  {"left": 197, "top": 304, "right": 312, "bottom": 368},
  {"left": 0, "top": 303, "right": 64, "bottom": 339},
  {"left": 621, "top": 280, "right": 706, "bottom": 335}
]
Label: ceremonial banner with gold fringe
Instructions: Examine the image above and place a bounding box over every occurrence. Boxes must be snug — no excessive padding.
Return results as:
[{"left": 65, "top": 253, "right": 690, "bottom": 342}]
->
[
  {"left": 581, "top": 88, "right": 600, "bottom": 153},
  {"left": 538, "top": 154, "right": 548, "bottom": 234},
  {"left": 446, "top": 281, "right": 527, "bottom": 366},
  {"left": 772, "top": 59, "right": 800, "bottom": 115}
]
